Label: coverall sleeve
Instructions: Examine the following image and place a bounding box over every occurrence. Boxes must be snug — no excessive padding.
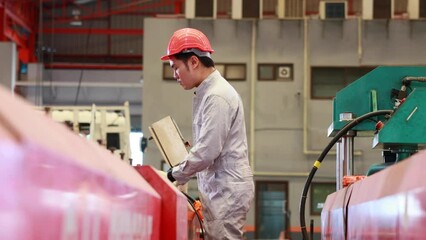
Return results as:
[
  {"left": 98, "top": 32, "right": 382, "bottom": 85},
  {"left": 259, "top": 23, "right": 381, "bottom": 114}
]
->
[{"left": 172, "top": 95, "right": 233, "bottom": 184}]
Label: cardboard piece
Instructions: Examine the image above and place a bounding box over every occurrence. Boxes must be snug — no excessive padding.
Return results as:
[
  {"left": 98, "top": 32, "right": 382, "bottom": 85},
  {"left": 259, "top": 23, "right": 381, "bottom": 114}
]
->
[{"left": 149, "top": 116, "right": 188, "bottom": 167}]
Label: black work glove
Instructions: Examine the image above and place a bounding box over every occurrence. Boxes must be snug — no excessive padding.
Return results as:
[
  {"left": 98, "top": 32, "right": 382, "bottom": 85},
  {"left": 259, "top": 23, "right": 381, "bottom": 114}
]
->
[{"left": 167, "top": 168, "right": 176, "bottom": 183}]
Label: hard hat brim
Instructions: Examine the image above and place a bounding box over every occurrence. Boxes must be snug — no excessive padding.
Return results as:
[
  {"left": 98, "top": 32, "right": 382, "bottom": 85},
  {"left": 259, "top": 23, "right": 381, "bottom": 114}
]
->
[{"left": 160, "top": 54, "right": 172, "bottom": 61}]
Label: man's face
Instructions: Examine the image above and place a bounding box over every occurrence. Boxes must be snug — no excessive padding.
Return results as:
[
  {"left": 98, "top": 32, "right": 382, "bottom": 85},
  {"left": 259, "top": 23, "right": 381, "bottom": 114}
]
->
[{"left": 169, "top": 56, "right": 195, "bottom": 90}]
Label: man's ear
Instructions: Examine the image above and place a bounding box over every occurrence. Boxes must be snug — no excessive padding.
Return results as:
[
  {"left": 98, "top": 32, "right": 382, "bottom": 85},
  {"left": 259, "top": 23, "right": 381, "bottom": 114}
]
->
[{"left": 189, "top": 55, "right": 199, "bottom": 68}]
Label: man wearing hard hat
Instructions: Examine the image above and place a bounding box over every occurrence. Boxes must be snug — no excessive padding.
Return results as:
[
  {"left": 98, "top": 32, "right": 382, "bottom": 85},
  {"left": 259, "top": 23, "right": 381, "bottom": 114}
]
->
[{"left": 161, "top": 28, "right": 254, "bottom": 240}]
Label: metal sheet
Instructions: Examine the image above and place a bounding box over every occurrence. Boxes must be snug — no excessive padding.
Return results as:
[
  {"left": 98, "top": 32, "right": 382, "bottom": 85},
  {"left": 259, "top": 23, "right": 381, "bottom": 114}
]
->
[
  {"left": 0, "top": 141, "right": 161, "bottom": 240},
  {"left": 322, "top": 149, "right": 426, "bottom": 239},
  {"left": 0, "top": 85, "right": 162, "bottom": 239},
  {"left": 321, "top": 184, "right": 353, "bottom": 239},
  {"left": 135, "top": 165, "right": 188, "bottom": 240}
]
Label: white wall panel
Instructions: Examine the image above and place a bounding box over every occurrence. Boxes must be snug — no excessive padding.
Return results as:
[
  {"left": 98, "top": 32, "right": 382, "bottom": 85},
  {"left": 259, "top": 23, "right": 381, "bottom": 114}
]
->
[
  {"left": 143, "top": 18, "right": 426, "bottom": 230},
  {"left": 0, "top": 42, "right": 16, "bottom": 93}
]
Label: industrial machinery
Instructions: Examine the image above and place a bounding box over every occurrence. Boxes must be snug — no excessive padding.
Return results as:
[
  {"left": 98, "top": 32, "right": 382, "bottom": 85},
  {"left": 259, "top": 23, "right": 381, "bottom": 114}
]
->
[
  {"left": 39, "top": 102, "right": 132, "bottom": 164},
  {"left": 0, "top": 85, "right": 201, "bottom": 240},
  {"left": 299, "top": 66, "right": 426, "bottom": 239}
]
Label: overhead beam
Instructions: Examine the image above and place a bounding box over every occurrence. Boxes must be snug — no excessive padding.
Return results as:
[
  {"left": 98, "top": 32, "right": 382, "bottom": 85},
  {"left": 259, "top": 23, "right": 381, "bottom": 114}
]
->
[
  {"left": 42, "top": 53, "right": 143, "bottom": 64},
  {"left": 4, "top": 26, "right": 26, "bottom": 47},
  {"left": 5, "top": 9, "right": 32, "bottom": 32},
  {"left": 44, "top": 63, "right": 143, "bottom": 70},
  {"left": 43, "top": 0, "right": 180, "bottom": 24},
  {"left": 42, "top": 27, "right": 144, "bottom": 35}
]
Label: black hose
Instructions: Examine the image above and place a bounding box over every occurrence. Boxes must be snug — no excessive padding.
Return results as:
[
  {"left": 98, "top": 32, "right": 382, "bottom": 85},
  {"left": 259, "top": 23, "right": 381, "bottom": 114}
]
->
[
  {"left": 299, "top": 110, "right": 393, "bottom": 240},
  {"left": 181, "top": 191, "right": 206, "bottom": 239}
]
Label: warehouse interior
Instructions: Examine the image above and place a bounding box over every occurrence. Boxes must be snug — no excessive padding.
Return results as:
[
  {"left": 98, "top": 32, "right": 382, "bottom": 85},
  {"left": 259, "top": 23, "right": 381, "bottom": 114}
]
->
[{"left": 2, "top": 0, "right": 426, "bottom": 239}]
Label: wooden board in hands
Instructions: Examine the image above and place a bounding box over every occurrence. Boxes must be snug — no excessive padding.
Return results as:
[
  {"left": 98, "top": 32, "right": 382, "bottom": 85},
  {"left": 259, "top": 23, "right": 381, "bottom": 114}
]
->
[{"left": 148, "top": 116, "right": 188, "bottom": 168}]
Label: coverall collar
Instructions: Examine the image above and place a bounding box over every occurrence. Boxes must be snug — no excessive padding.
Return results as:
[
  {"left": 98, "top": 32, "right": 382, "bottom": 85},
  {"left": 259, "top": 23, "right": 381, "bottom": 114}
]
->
[{"left": 194, "top": 70, "right": 220, "bottom": 97}]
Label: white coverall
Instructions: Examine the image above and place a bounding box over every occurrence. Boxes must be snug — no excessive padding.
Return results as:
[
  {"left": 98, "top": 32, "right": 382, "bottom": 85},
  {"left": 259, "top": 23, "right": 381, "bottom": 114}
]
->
[{"left": 172, "top": 70, "right": 254, "bottom": 240}]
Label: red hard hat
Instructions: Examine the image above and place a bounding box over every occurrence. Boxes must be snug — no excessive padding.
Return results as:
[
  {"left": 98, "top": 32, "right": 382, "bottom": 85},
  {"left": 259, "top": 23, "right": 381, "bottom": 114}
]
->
[{"left": 161, "top": 28, "right": 214, "bottom": 60}]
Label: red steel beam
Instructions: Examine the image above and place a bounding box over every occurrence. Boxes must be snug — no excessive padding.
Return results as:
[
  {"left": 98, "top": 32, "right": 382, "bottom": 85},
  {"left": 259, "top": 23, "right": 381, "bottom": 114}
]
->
[
  {"left": 106, "top": 0, "right": 111, "bottom": 55},
  {"left": 4, "top": 25, "right": 26, "bottom": 47},
  {"left": 44, "top": 62, "right": 143, "bottom": 70},
  {"left": 4, "top": 8, "right": 32, "bottom": 32},
  {"left": 49, "top": 53, "right": 142, "bottom": 59},
  {"left": 28, "top": 21, "right": 37, "bottom": 62},
  {"left": 42, "top": 27, "right": 144, "bottom": 35},
  {"left": 104, "top": 0, "right": 179, "bottom": 16},
  {"left": 0, "top": 1, "right": 38, "bottom": 63},
  {"left": 44, "top": 0, "right": 177, "bottom": 24}
]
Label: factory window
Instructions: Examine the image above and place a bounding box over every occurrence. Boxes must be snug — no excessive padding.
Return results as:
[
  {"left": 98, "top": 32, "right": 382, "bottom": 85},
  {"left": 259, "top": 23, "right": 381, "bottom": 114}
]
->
[
  {"left": 258, "top": 63, "right": 293, "bottom": 81},
  {"left": 285, "top": 0, "right": 304, "bottom": 18},
  {"left": 394, "top": 0, "right": 408, "bottom": 16},
  {"left": 216, "top": 63, "right": 247, "bottom": 81},
  {"left": 311, "top": 66, "right": 375, "bottom": 99},
  {"left": 195, "top": 0, "right": 214, "bottom": 17},
  {"left": 217, "top": 0, "right": 232, "bottom": 18},
  {"left": 421, "top": 0, "right": 426, "bottom": 18},
  {"left": 325, "top": 2, "right": 346, "bottom": 19},
  {"left": 310, "top": 182, "right": 335, "bottom": 215},
  {"left": 242, "top": 0, "right": 260, "bottom": 18},
  {"left": 263, "top": 0, "right": 278, "bottom": 18},
  {"left": 373, "top": 0, "right": 391, "bottom": 19}
]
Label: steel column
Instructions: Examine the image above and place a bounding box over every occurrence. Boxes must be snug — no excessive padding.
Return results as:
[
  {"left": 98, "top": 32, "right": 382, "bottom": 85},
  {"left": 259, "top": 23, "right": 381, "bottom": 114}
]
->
[
  {"left": 336, "top": 131, "right": 355, "bottom": 190},
  {"left": 343, "top": 131, "right": 355, "bottom": 176},
  {"left": 336, "top": 138, "right": 343, "bottom": 190}
]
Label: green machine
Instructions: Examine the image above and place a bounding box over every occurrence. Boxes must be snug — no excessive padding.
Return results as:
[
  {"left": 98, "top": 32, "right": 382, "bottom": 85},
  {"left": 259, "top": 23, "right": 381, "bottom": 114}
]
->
[
  {"left": 299, "top": 66, "right": 426, "bottom": 239},
  {"left": 328, "top": 66, "right": 426, "bottom": 183}
]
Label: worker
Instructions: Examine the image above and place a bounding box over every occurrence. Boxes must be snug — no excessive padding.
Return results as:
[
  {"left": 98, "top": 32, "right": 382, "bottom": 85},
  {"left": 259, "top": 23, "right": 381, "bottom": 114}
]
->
[{"left": 161, "top": 28, "right": 254, "bottom": 239}]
